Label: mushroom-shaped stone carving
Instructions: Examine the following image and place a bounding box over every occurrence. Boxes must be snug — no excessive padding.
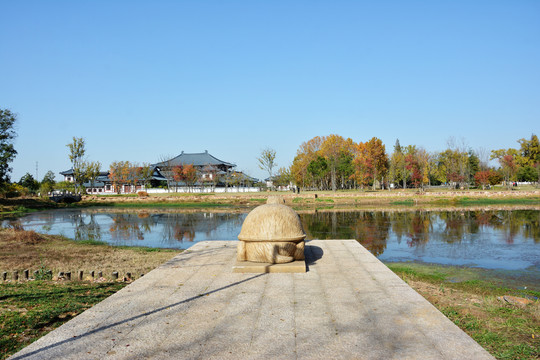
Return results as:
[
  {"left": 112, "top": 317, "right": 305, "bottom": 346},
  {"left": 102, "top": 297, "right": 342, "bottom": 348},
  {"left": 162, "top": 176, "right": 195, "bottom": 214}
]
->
[{"left": 237, "top": 203, "right": 306, "bottom": 264}]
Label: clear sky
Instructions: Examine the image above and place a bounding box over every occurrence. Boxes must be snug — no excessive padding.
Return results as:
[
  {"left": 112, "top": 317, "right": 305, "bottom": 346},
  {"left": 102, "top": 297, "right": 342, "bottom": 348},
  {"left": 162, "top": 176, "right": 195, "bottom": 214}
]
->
[{"left": 1, "top": 1, "right": 539, "bottom": 182}]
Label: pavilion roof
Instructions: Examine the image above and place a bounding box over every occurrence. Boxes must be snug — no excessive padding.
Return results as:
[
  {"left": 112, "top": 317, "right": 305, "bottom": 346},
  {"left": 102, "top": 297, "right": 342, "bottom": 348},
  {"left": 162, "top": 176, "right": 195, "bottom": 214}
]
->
[{"left": 153, "top": 151, "right": 236, "bottom": 168}]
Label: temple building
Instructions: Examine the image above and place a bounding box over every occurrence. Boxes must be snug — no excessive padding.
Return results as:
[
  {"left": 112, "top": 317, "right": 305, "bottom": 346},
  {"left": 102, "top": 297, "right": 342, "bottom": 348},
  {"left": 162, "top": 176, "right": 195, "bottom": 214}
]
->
[{"left": 60, "top": 151, "right": 258, "bottom": 194}]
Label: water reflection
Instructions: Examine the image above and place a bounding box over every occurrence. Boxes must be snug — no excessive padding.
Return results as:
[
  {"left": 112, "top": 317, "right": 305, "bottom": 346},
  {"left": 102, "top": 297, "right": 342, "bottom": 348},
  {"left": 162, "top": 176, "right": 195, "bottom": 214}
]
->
[
  {"left": 3, "top": 208, "right": 539, "bottom": 270},
  {"left": 301, "top": 209, "right": 540, "bottom": 245},
  {"left": 4, "top": 209, "right": 246, "bottom": 249}
]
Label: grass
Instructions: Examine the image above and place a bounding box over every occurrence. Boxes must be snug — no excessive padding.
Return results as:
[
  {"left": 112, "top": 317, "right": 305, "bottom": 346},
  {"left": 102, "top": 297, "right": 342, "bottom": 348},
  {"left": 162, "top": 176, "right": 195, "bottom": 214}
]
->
[
  {"left": 0, "top": 228, "right": 180, "bottom": 280},
  {"left": 0, "top": 281, "right": 126, "bottom": 359},
  {"left": 457, "top": 197, "right": 540, "bottom": 206},
  {"left": 0, "top": 228, "right": 180, "bottom": 359},
  {"left": 387, "top": 262, "right": 540, "bottom": 360},
  {"left": 390, "top": 199, "right": 415, "bottom": 206}
]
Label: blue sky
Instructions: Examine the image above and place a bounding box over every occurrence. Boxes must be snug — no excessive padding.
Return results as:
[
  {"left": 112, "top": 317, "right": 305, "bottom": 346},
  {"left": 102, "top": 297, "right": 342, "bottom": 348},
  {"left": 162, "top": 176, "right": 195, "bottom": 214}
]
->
[{"left": 1, "top": 1, "right": 538, "bottom": 182}]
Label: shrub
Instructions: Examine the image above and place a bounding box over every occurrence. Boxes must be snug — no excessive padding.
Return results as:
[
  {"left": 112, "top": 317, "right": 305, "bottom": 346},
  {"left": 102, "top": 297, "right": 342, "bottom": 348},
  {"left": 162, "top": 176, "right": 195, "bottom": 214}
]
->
[{"left": 137, "top": 191, "right": 149, "bottom": 197}]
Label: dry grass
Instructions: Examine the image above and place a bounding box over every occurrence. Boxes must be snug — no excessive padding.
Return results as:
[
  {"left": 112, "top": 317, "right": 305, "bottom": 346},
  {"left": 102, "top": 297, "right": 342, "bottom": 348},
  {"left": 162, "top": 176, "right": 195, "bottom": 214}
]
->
[{"left": 0, "top": 228, "right": 179, "bottom": 279}]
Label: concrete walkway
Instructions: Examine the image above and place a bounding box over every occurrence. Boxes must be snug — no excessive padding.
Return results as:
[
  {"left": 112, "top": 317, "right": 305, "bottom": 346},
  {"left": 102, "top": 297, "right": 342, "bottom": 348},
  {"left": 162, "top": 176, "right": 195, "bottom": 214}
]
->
[{"left": 10, "top": 240, "right": 494, "bottom": 360}]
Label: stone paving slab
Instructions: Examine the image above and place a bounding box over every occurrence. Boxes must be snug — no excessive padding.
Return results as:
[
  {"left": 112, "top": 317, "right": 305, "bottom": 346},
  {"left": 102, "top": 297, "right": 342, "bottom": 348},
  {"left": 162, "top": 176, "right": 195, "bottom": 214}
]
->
[{"left": 9, "top": 240, "right": 494, "bottom": 360}]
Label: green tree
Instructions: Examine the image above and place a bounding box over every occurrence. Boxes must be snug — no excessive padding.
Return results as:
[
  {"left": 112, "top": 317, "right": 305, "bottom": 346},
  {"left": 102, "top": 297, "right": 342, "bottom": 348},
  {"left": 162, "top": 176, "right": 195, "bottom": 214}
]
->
[
  {"left": 19, "top": 173, "right": 39, "bottom": 192},
  {"left": 41, "top": 170, "right": 56, "bottom": 186},
  {"left": 40, "top": 170, "right": 56, "bottom": 196},
  {"left": 307, "top": 156, "right": 329, "bottom": 190},
  {"left": 66, "top": 137, "right": 86, "bottom": 193},
  {"left": 0, "top": 109, "right": 18, "bottom": 189},
  {"left": 86, "top": 161, "right": 101, "bottom": 193},
  {"left": 274, "top": 167, "right": 292, "bottom": 188}
]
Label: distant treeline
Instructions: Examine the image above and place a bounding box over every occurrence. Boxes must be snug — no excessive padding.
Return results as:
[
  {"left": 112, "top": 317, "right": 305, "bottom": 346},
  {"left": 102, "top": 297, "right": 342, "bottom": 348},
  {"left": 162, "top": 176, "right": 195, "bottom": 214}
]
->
[{"left": 273, "top": 134, "right": 540, "bottom": 191}]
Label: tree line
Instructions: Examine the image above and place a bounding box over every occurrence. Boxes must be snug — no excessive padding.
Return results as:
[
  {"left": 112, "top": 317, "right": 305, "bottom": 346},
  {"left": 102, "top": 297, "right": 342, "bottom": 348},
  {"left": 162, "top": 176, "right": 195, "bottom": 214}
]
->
[{"left": 288, "top": 134, "right": 540, "bottom": 191}]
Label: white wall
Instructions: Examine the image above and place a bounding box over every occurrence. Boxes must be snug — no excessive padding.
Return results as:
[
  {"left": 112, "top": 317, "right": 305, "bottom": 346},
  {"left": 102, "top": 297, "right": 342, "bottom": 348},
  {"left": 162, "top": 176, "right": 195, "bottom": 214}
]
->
[{"left": 146, "top": 187, "right": 261, "bottom": 194}]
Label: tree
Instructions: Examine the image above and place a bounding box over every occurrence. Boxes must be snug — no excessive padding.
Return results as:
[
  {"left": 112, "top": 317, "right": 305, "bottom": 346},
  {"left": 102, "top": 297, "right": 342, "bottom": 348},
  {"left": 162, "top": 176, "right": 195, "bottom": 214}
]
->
[
  {"left": 307, "top": 156, "right": 329, "bottom": 190},
  {"left": 364, "top": 137, "right": 388, "bottom": 190},
  {"left": 320, "top": 134, "right": 352, "bottom": 191},
  {"left": 183, "top": 164, "right": 198, "bottom": 192},
  {"left": 40, "top": 170, "right": 56, "bottom": 196},
  {"left": 86, "top": 161, "right": 101, "bottom": 193},
  {"left": 291, "top": 136, "right": 323, "bottom": 189},
  {"left": 139, "top": 163, "right": 154, "bottom": 191},
  {"left": 389, "top": 139, "right": 407, "bottom": 189},
  {"left": 157, "top": 155, "right": 176, "bottom": 192},
  {"left": 274, "top": 167, "right": 292, "bottom": 188},
  {"left": 19, "top": 173, "right": 39, "bottom": 192},
  {"left": 41, "top": 170, "right": 56, "bottom": 186},
  {"left": 474, "top": 171, "right": 491, "bottom": 190},
  {"left": 0, "top": 109, "right": 17, "bottom": 189},
  {"left": 491, "top": 149, "right": 518, "bottom": 189},
  {"left": 172, "top": 165, "right": 184, "bottom": 192},
  {"left": 109, "top": 161, "right": 130, "bottom": 194},
  {"left": 352, "top": 142, "right": 370, "bottom": 189},
  {"left": 66, "top": 137, "right": 86, "bottom": 193},
  {"left": 258, "top": 148, "right": 277, "bottom": 188}
]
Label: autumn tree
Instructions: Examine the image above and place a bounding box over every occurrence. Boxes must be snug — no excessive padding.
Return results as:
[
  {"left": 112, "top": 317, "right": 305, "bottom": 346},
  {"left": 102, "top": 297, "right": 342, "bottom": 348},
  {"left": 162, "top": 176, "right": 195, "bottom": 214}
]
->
[
  {"left": 109, "top": 161, "right": 131, "bottom": 194},
  {"left": 490, "top": 148, "right": 519, "bottom": 189},
  {"left": 364, "top": 137, "right": 388, "bottom": 190},
  {"left": 183, "top": 164, "right": 198, "bottom": 192},
  {"left": 172, "top": 165, "right": 184, "bottom": 192},
  {"left": 291, "top": 136, "right": 323, "bottom": 189},
  {"left": 352, "top": 142, "right": 370, "bottom": 189}
]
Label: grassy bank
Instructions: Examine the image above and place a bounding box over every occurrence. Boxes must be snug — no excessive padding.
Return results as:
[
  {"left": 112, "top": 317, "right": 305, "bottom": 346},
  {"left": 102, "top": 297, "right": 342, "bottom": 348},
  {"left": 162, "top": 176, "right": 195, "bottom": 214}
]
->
[
  {"left": 387, "top": 263, "right": 539, "bottom": 360},
  {"left": 0, "top": 228, "right": 180, "bottom": 359},
  {"left": 0, "top": 281, "right": 126, "bottom": 359},
  {"left": 0, "top": 228, "right": 179, "bottom": 276}
]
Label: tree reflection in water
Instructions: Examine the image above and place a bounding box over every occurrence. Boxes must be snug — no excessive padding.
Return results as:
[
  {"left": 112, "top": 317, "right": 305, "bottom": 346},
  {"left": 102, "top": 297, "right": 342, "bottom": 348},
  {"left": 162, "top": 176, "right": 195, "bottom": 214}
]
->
[
  {"left": 300, "top": 209, "right": 540, "bottom": 256},
  {"left": 5, "top": 209, "right": 538, "bottom": 262}
]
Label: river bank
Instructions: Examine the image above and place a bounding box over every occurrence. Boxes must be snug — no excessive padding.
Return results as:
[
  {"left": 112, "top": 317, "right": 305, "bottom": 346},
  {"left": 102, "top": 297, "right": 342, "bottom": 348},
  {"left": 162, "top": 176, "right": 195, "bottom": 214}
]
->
[{"left": 1, "top": 188, "right": 538, "bottom": 215}]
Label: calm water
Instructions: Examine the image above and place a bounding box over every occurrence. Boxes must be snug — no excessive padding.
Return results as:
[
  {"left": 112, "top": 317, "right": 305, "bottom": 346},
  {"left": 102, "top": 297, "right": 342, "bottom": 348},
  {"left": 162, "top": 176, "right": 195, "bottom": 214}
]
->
[{"left": 4, "top": 208, "right": 539, "bottom": 271}]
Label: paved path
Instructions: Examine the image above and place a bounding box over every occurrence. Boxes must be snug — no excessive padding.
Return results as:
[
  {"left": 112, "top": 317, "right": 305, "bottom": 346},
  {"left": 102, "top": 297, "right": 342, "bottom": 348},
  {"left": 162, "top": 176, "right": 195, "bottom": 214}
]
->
[{"left": 10, "top": 240, "right": 494, "bottom": 360}]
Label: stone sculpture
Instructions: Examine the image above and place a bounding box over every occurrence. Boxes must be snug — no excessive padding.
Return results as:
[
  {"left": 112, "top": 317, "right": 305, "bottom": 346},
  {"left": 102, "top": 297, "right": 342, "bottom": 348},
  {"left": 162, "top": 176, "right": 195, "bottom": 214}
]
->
[{"left": 237, "top": 197, "right": 306, "bottom": 264}]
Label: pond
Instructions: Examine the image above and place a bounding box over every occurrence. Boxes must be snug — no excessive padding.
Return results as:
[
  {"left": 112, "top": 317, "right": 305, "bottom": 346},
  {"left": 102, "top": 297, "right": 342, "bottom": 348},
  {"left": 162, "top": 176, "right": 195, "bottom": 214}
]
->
[{"left": 3, "top": 208, "right": 539, "bottom": 272}]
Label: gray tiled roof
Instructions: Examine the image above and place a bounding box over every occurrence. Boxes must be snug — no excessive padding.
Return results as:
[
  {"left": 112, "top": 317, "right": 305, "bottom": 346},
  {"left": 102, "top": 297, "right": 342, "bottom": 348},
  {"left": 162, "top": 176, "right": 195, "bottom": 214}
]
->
[{"left": 153, "top": 151, "right": 236, "bottom": 168}]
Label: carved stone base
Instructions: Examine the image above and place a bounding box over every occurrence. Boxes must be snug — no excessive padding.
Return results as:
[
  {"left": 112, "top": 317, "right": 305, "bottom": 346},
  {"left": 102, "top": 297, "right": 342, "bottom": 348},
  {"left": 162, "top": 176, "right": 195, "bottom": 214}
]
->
[
  {"left": 237, "top": 240, "right": 305, "bottom": 264},
  {"left": 232, "top": 259, "right": 306, "bottom": 273}
]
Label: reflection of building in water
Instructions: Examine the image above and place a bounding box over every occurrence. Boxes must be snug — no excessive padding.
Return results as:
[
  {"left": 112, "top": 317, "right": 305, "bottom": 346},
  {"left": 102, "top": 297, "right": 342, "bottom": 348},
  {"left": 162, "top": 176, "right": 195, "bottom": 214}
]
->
[{"left": 152, "top": 212, "right": 245, "bottom": 244}]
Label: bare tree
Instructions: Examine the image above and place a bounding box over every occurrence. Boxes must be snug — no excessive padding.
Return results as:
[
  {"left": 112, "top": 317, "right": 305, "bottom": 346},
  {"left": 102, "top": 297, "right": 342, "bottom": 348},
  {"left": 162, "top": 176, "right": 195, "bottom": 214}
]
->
[
  {"left": 258, "top": 148, "right": 277, "bottom": 188},
  {"left": 158, "top": 155, "right": 175, "bottom": 192}
]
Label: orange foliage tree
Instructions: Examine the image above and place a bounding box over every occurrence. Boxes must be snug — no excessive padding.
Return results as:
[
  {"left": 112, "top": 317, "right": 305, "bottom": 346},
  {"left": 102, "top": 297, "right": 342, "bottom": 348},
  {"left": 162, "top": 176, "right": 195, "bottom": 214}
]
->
[{"left": 183, "top": 164, "right": 198, "bottom": 192}]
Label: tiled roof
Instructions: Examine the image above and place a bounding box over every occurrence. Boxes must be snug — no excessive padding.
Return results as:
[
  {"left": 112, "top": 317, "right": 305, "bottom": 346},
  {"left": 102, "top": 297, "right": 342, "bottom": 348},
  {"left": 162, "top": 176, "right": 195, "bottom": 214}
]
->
[{"left": 153, "top": 151, "right": 236, "bottom": 168}]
